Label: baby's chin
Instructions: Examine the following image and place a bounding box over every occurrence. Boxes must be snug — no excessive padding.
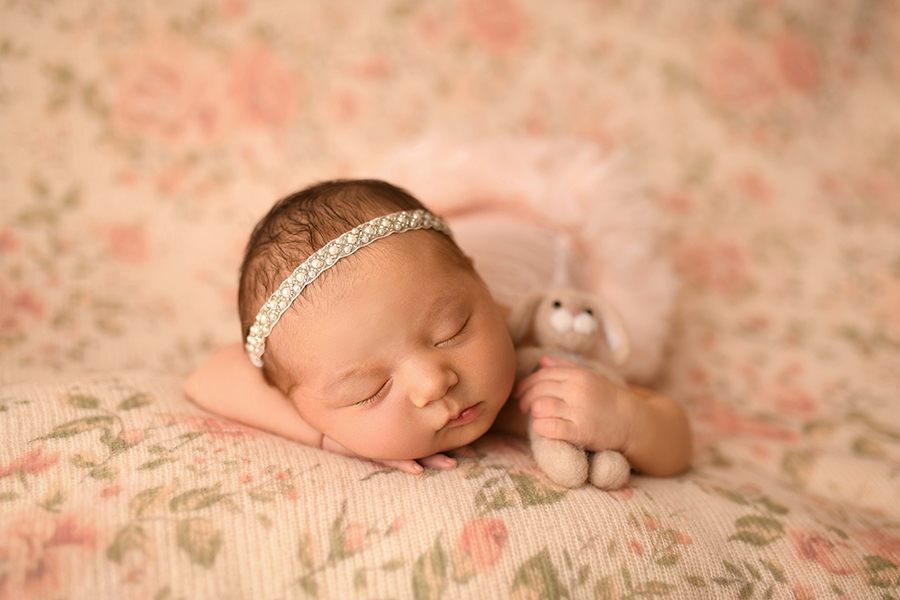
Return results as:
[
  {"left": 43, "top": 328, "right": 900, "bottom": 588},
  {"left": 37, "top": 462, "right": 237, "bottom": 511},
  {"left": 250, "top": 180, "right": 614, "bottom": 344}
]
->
[{"left": 426, "top": 420, "right": 493, "bottom": 457}]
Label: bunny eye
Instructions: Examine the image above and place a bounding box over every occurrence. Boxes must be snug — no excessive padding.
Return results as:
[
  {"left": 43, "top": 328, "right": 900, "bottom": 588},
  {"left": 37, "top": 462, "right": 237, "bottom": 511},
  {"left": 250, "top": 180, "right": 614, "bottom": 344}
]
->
[
  {"left": 585, "top": 308, "right": 594, "bottom": 316},
  {"left": 552, "top": 300, "right": 562, "bottom": 308}
]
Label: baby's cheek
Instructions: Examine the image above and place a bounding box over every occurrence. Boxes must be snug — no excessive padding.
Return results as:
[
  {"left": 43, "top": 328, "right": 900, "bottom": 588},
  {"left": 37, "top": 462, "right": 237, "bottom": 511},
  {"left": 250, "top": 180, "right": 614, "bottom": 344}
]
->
[
  {"left": 345, "top": 422, "right": 435, "bottom": 461},
  {"left": 491, "top": 338, "right": 517, "bottom": 396}
]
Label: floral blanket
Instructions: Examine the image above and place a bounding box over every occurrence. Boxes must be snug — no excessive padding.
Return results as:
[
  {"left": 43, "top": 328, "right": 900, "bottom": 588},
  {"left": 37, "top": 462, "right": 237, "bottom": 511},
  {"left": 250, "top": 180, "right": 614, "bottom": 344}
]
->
[{"left": 3, "top": 1, "right": 900, "bottom": 599}]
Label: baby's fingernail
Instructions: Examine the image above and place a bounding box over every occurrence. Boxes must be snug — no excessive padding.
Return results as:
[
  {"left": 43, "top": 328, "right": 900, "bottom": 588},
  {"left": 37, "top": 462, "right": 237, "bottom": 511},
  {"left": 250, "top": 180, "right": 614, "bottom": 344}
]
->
[
  {"left": 411, "top": 463, "right": 424, "bottom": 474},
  {"left": 443, "top": 457, "right": 458, "bottom": 468}
]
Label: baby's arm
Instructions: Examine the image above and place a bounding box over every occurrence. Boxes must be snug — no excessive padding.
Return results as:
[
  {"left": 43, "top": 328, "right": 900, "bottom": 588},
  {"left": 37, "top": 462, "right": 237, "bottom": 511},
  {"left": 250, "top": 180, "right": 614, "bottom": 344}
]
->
[
  {"left": 184, "top": 343, "right": 324, "bottom": 446},
  {"left": 185, "top": 344, "right": 458, "bottom": 474},
  {"left": 514, "top": 357, "right": 691, "bottom": 477}
]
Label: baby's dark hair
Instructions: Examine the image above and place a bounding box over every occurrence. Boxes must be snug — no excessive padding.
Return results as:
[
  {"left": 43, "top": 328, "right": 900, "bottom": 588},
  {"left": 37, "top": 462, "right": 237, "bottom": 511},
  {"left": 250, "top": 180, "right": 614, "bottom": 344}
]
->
[{"left": 238, "top": 179, "right": 430, "bottom": 340}]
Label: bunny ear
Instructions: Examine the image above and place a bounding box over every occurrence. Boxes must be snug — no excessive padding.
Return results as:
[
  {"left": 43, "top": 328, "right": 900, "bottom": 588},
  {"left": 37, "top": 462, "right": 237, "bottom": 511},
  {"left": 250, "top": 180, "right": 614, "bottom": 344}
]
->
[
  {"left": 594, "top": 297, "right": 631, "bottom": 366},
  {"left": 507, "top": 290, "right": 547, "bottom": 344}
]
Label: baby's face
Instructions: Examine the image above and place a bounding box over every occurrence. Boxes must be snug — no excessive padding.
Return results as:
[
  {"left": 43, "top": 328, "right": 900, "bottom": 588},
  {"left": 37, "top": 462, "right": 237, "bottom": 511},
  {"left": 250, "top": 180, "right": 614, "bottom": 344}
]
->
[{"left": 266, "top": 231, "right": 517, "bottom": 460}]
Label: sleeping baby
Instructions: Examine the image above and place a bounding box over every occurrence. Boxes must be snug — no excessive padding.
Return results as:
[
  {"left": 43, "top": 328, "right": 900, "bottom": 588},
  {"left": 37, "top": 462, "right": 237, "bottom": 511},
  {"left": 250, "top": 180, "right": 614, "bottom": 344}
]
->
[{"left": 185, "top": 179, "right": 691, "bottom": 477}]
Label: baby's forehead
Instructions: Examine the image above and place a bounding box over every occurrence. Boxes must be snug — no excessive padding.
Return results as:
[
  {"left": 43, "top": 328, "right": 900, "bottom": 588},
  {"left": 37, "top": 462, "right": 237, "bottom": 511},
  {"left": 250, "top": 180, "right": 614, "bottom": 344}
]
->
[
  {"left": 280, "top": 228, "right": 471, "bottom": 309},
  {"left": 385, "top": 228, "right": 472, "bottom": 268}
]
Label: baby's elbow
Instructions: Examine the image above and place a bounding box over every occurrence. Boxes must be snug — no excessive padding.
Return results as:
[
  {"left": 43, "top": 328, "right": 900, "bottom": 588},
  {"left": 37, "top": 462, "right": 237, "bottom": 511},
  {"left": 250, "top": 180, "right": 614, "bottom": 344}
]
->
[
  {"left": 663, "top": 453, "right": 692, "bottom": 478},
  {"left": 639, "top": 454, "right": 691, "bottom": 479},
  {"left": 184, "top": 370, "right": 211, "bottom": 410},
  {"left": 665, "top": 433, "right": 693, "bottom": 477}
]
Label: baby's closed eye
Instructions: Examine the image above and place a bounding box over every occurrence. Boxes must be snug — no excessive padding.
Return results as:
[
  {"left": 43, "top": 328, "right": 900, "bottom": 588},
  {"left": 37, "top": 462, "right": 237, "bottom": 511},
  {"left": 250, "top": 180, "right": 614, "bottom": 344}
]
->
[
  {"left": 355, "top": 378, "right": 392, "bottom": 407},
  {"left": 436, "top": 317, "right": 470, "bottom": 348}
]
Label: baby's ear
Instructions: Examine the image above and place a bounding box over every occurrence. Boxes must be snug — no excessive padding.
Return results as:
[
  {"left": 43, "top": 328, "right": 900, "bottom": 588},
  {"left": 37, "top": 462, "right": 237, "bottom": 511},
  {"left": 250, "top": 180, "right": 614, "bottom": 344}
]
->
[{"left": 507, "top": 290, "right": 546, "bottom": 344}]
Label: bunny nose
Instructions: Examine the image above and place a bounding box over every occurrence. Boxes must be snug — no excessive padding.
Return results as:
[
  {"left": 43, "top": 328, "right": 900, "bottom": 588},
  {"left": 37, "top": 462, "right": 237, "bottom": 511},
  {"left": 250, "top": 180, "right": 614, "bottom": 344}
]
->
[
  {"left": 568, "top": 307, "right": 582, "bottom": 316},
  {"left": 550, "top": 307, "right": 573, "bottom": 334}
]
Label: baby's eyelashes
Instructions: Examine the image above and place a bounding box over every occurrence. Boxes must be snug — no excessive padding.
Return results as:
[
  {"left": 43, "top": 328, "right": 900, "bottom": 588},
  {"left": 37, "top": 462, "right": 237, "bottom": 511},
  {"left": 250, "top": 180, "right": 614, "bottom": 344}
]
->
[
  {"left": 436, "top": 317, "right": 470, "bottom": 348},
  {"left": 355, "top": 379, "right": 392, "bottom": 407}
]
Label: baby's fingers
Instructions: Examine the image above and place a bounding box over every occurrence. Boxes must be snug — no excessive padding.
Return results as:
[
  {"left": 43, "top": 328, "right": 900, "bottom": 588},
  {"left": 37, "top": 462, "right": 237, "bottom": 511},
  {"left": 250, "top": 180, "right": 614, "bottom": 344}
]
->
[
  {"left": 531, "top": 416, "right": 578, "bottom": 442},
  {"left": 418, "top": 453, "right": 458, "bottom": 470},
  {"left": 529, "top": 396, "right": 569, "bottom": 419},
  {"left": 516, "top": 378, "right": 566, "bottom": 413},
  {"left": 375, "top": 459, "right": 425, "bottom": 474}
]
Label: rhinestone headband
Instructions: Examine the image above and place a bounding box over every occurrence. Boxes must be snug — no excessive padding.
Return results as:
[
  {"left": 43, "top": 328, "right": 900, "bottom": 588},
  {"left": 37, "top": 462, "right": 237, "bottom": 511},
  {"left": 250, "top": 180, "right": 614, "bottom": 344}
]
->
[{"left": 245, "top": 209, "right": 452, "bottom": 367}]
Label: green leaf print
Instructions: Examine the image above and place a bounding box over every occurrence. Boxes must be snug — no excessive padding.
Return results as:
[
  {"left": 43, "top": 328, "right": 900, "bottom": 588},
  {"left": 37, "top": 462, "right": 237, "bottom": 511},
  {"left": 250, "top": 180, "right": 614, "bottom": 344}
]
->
[
  {"left": 89, "top": 464, "right": 117, "bottom": 480},
  {"left": 177, "top": 519, "right": 223, "bottom": 568},
  {"left": 508, "top": 472, "right": 566, "bottom": 507},
  {"left": 511, "top": 548, "right": 568, "bottom": 600},
  {"left": 656, "top": 551, "right": 680, "bottom": 567},
  {"left": 107, "top": 523, "right": 152, "bottom": 563},
  {"left": 412, "top": 537, "right": 447, "bottom": 600},
  {"left": 863, "top": 554, "right": 900, "bottom": 588},
  {"left": 67, "top": 394, "right": 100, "bottom": 409},
  {"left": 781, "top": 451, "right": 815, "bottom": 488},
  {"left": 760, "top": 559, "right": 787, "bottom": 583},
  {"left": 354, "top": 568, "right": 367, "bottom": 591},
  {"left": 864, "top": 555, "right": 898, "bottom": 574},
  {"left": 169, "top": 483, "right": 229, "bottom": 512},
  {"left": 118, "top": 393, "right": 154, "bottom": 411},
  {"left": 40, "top": 489, "right": 66, "bottom": 512},
  {"left": 853, "top": 435, "right": 886, "bottom": 458},
  {"left": 70, "top": 453, "right": 97, "bottom": 468},
  {"left": 475, "top": 476, "right": 517, "bottom": 513},
  {"left": 36, "top": 415, "right": 116, "bottom": 440},
  {"left": 756, "top": 496, "right": 789, "bottom": 516},
  {"left": 729, "top": 515, "right": 785, "bottom": 546},
  {"left": 130, "top": 485, "right": 166, "bottom": 519},
  {"left": 684, "top": 575, "right": 707, "bottom": 588},
  {"left": 327, "top": 504, "right": 369, "bottom": 561},
  {"left": 138, "top": 457, "right": 177, "bottom": 470},
  {"left": 298, "top": 531, "right": 316, "bottom": 570},
  {"left": 382, "top": 558, "right": 405, "bottom": 571},
  {"left": 298, "top": 574, "right": 319, "bottom": 598}
]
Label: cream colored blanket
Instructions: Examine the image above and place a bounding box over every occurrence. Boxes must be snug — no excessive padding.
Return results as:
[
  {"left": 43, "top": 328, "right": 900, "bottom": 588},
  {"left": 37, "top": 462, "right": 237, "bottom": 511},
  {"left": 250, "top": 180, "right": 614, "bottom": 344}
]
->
[{"left": 3, "top": 1, "right": 900, "bottom": 599}]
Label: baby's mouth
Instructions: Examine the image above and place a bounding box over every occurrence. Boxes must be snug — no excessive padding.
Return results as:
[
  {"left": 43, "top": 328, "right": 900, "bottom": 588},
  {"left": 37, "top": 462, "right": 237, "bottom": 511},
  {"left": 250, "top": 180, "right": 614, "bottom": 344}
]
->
[{"left": 444, "top": 403, "right": 481, "bottom": 428}]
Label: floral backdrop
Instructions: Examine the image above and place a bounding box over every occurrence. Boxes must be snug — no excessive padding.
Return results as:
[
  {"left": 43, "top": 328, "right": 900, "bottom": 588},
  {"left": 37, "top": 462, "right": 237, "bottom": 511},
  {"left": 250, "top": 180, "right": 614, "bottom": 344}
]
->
[{"left": 2, "top": 0, "right": 900, "bottom": 599}]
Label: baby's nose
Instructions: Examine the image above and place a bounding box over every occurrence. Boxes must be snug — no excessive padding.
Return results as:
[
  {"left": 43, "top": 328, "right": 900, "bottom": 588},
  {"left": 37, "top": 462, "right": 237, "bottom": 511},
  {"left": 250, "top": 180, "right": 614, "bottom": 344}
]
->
[{"left": 410, "top": 362, "right": 458, "bottom": 408}]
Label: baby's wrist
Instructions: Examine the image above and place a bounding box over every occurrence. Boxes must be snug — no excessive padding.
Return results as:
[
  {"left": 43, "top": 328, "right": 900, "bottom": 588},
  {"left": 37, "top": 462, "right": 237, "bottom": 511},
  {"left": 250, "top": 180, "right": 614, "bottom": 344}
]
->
[{"left": 614, "top": 384, "right": 641, "bottom": 455}]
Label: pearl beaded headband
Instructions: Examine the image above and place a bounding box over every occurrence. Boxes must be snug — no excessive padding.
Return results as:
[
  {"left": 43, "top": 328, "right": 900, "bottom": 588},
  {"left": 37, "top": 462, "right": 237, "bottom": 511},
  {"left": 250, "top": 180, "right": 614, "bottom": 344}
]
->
[{"left": 245, "top": 209, "right": 452, "bottom": 367}]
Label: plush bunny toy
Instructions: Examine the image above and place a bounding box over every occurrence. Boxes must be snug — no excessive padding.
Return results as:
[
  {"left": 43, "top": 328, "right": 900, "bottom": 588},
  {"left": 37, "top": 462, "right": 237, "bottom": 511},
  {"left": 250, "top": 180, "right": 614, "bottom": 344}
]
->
[{"left": 508, "top": 289, "right": 633, "bottom": 490}]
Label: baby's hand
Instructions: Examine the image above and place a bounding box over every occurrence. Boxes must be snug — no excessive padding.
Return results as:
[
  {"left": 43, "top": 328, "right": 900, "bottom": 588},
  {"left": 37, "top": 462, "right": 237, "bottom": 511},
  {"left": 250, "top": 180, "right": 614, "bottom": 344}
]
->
[
  {"left": 380, "top": 454, "right": 460, "bottom": 475},
  {"left": 321, "top": 435, "right": 462, "bottom": 474},
  {"left": 514, "top": 356, "right": 633, "bottom": 453}
]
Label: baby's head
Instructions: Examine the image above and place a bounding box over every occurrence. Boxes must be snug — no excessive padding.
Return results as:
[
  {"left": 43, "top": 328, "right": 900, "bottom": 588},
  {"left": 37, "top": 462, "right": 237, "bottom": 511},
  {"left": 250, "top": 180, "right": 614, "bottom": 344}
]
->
[{"left": 238, "top": 179, "right": 517, "bottom": 460}]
